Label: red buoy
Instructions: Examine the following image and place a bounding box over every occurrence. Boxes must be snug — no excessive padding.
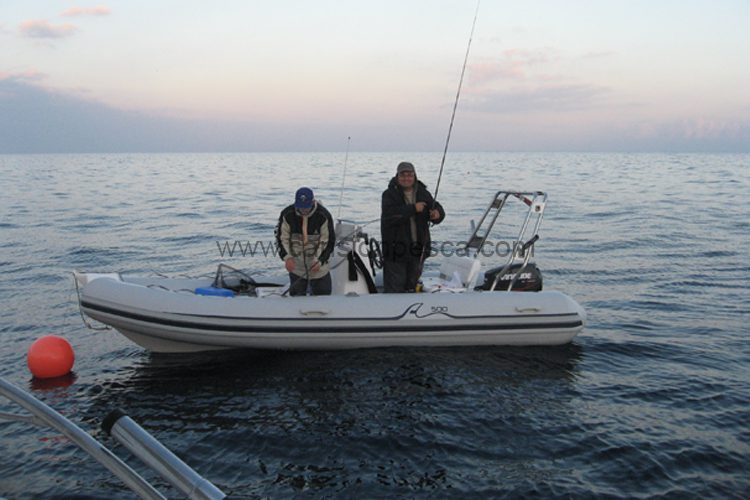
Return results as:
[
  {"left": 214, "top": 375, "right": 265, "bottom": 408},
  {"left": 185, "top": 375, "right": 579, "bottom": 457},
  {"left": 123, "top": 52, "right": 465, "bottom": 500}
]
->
[{"left": 27, "top": 336, "right": 75, "bottom": 379}]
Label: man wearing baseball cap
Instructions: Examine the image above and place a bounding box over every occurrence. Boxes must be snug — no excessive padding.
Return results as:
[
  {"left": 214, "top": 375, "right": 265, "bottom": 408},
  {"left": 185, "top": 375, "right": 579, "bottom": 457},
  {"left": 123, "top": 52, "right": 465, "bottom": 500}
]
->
[
  {"left": 276, "top": 187, "right": 335, "bottom": 295},
  {"left": 381, "top": 161, "right": 445, "bottom": 293}
]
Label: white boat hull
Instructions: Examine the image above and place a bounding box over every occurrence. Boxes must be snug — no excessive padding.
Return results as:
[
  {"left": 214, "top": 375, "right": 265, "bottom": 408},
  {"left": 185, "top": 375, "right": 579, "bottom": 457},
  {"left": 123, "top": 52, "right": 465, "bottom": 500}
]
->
[{"left": 76, "top": 274, "right": 586, "bottom": 352}]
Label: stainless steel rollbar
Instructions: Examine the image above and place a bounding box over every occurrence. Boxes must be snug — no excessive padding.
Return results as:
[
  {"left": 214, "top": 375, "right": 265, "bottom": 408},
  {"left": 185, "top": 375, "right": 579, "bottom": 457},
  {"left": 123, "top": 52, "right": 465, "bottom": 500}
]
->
[
  {"left": 0, "top": 376, "right": 226, "bottom": 499},
  {"left": 102, "top": 410, "right": 225, "bottom": 500},
  {"left": 0, "top": 377, "right": 165, "bottom": 500},
  {"left": 463, "top": 190, "right": 547, "bottom": 291}
]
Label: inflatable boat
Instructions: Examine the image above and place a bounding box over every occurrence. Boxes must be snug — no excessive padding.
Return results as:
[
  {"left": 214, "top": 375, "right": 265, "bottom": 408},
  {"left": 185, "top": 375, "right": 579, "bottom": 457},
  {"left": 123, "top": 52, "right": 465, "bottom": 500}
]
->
[{"left": 74, "top": 190, "right": 586, "bottom": 352}]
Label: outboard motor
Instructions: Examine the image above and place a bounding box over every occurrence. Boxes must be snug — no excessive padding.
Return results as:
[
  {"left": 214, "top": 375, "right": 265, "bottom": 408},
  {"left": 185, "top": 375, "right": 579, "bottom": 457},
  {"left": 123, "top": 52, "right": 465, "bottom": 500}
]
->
[{"left": 478, "top": 262, "right": 543, "bottom": 292}]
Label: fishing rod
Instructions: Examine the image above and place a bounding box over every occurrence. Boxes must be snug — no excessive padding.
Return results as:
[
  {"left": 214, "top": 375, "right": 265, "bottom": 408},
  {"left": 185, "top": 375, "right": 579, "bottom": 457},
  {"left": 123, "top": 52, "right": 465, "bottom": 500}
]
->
[
  {"left": 416, "top": 0, "right": 480, "bottom": 280},
  {"left": 336, "top": 136, "right": 351, "bottom": 220},
  {"left": 432, "top": 0, "right": 480, "bottom": 205}
]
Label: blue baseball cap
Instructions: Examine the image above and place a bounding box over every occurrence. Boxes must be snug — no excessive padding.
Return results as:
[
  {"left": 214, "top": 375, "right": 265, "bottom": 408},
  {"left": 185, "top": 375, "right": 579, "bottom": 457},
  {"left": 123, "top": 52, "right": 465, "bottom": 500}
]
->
[{"left": 295, "top": 187, "right": 314, "bottom": 209}]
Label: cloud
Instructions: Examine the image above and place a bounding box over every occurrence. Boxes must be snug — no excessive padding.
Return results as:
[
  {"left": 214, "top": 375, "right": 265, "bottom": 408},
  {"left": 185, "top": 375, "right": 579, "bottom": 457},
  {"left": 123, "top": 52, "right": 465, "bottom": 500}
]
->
[
  {"left": 466, "top": 83, "right": 611, "bottom": 114},
  {"left": 19, "top": 19, "right": 77, "bottom": 39},
  {"left": 61, "top": 6, "right": 111, "bottom": 17},
  {"left": 469, "top": 60, "right": 526, "bottom": 83},
  {"left": 468, "top": 48, "right": 558, "bottom": 85},
  {"left": 0, "top": 79, "right": 370, "bottom": 153},
  {"left": 0, "top": 70, "right": 47, "bottom": 82},
  {"left": 462, "top": 47, "right": 623, "bottom": 119},
  {"left": 629, "top": 117, "right": 748, "bottom": 142},
  {"left": 1, "top": 79, "right": 747, "bottom": 153},
  {"left": 0, "top": 79, "right": 204, "bottom": 153},
  {"left": 679, "top": 118, "right": 744, "bottom": 140},
  {"left": 17, "top": 7, "right": 110, "bottom": 41}
]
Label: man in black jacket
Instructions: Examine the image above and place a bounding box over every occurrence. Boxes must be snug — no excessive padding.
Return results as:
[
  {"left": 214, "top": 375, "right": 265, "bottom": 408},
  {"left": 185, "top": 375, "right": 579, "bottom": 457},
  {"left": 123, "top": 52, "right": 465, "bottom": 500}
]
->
[
  {"left": 381, "top": 162, "right": 445, "bottom": 293},
  {"left": 276, "top": 187, "right": 336, "bottom": 295}
]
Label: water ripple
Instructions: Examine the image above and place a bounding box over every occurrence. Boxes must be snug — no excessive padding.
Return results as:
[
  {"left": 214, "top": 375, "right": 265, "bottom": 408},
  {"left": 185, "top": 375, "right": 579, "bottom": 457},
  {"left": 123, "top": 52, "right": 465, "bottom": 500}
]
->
[{"left": 1, "top": 152, "right": 749, "bottom": 498}]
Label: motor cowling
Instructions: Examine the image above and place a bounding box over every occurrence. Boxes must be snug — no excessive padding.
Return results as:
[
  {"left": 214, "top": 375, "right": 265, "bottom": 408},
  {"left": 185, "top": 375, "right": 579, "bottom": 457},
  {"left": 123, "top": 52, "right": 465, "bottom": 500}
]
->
[{"left": 478, "top": 263, "right": 543, "bottom": 292}]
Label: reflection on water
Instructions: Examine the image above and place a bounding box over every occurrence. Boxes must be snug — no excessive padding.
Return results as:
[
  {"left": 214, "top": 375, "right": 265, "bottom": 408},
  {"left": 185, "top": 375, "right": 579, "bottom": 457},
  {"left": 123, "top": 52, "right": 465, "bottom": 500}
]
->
[
  {"left": 71, "top": 346, "right": 584, "bottom": 496},
  {"left": 29, "top": 372, "right": 77, "bottom": 392}
]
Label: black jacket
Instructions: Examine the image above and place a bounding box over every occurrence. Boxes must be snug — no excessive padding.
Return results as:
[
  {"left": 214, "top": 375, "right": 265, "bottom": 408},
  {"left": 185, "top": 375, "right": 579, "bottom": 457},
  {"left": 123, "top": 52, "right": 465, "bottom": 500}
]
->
[{"left": 380, "top": 177, "right": 445, "bottom": 261}]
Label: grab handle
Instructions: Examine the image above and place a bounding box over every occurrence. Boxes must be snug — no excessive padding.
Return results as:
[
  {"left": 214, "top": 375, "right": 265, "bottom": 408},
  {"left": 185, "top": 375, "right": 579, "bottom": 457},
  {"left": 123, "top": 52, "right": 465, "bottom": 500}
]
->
[
  {"left": 515, "top": 307, "right": 541, "bottom": 313},
  {"left": 299, "top": 309, "right": 330, "bottom": 316}
]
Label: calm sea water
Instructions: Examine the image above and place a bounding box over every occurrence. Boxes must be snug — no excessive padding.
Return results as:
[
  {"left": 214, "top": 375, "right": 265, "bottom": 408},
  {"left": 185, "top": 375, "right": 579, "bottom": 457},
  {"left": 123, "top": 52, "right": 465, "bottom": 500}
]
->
[{"left": 1, "top": 153, "right": 749, "bottom": 498}]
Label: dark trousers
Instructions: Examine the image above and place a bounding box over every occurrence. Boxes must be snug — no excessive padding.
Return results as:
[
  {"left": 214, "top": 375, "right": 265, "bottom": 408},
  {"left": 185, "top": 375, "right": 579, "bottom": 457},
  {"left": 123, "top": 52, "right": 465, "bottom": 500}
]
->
[
  {"left": 288, "top": 272, "right": 332, "bottom": 296},
  {"left": 383, "top": 256, "right": 421, "bottom": 293}
]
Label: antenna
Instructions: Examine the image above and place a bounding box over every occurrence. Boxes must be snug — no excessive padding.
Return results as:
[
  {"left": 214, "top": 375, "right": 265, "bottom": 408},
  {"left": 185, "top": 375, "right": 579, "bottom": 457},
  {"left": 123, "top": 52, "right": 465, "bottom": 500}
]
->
[{"left": 337, "top": 136, "right": 351, "bottom": 219}]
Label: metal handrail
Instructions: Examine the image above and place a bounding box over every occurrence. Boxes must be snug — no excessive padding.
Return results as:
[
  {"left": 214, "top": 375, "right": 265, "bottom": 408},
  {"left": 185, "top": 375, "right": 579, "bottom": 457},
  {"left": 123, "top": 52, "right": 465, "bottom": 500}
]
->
[
  {"left": 0, "top": 377, "right": 226, "bottom": 499},
  {"left": 0, "top": 377, "right": 165, "bottom": 499},
  {"left": 461, "top": 190, "right": 547, "bottom": 292},
  {"left": 103, "top": 410, "right": 225, "bottom": 500}
]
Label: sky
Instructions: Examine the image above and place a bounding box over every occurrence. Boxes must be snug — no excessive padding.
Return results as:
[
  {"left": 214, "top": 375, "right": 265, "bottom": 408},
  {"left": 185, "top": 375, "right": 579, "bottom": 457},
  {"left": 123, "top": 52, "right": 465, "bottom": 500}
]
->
[{"left": 1, "top": 1, "right": 749, "bottom": 153}]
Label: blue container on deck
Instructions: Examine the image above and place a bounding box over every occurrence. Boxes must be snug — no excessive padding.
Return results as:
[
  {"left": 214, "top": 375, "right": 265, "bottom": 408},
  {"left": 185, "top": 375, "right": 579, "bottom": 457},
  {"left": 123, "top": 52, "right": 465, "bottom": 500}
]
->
[{"left": 195, "top": 287, "right": 235, "bottom": 297}]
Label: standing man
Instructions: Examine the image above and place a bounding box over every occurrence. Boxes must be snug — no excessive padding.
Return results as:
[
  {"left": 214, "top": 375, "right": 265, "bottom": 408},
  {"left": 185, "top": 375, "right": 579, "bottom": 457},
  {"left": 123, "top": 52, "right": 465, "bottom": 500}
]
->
[
  {"left": 381, "top": 161, "right": 445, "bottom": 293},
  {"left": 276, "top": 187, "right": 336, "bottom": 296}
]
